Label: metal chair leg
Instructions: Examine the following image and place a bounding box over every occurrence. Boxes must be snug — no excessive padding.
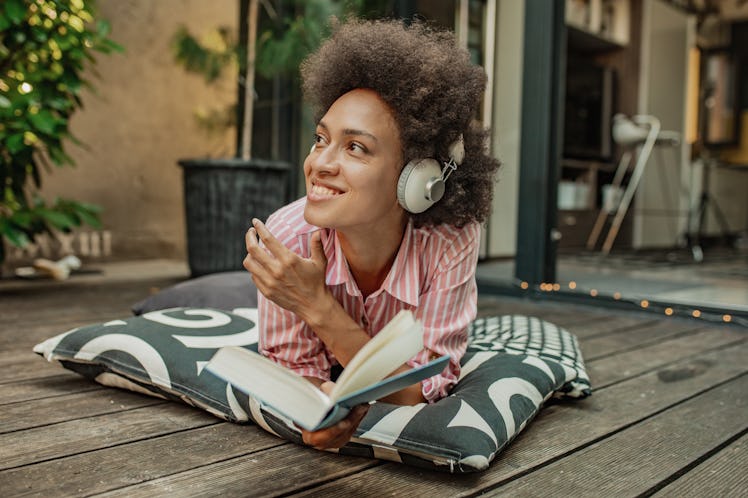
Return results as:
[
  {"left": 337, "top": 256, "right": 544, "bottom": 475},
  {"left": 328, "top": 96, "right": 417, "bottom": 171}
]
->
[
  {"left": 587, "top": 150, "right": 631, "bottom": 250},
  {"left": 601, "top": 117, "right": 661, "bottom": 254}
]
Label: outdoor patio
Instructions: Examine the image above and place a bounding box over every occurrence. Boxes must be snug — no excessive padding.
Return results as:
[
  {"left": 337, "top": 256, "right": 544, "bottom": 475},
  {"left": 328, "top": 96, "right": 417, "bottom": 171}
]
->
[{"left": 1, "top": 261, "right": 745, "bottom": 497}]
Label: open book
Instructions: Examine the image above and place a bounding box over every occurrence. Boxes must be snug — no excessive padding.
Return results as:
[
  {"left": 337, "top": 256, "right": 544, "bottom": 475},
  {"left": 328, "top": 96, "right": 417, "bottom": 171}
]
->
[{"left": 206, "top": 309, "right": 449, "bottom": 431}]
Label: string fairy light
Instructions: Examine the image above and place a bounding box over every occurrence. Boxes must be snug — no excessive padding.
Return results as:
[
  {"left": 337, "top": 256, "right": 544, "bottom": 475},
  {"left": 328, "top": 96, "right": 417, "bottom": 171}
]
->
[{"left": 504, "top": 278, "right": 747, "bottom": 328}]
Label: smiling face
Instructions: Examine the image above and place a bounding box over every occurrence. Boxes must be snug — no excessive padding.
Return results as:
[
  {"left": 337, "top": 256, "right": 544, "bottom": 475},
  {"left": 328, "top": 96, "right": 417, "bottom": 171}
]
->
[{"left": 303, "top": 88, "right": 406, "bottom": 235}]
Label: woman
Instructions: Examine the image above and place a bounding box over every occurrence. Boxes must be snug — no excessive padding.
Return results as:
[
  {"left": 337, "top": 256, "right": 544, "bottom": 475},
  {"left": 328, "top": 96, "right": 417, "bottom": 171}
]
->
[{"left": 244, "top": 19, "right": 500, "bottom": 449}]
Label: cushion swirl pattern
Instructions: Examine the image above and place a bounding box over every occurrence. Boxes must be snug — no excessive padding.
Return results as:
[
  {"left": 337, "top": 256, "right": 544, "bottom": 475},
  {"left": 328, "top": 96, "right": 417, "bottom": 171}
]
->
[{"left": 34, "top": 308, "right": 590, "bottom": 473}]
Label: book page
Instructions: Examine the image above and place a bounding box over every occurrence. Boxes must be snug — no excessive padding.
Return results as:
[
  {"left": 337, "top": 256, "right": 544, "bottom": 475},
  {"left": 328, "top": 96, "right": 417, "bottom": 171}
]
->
[
  {"left": 206, "top": 347, "right": 332, "bottom": 430},
  {"left": 330, "top": 310, "right": 424, "bottom": 400},
  {"left": 336, "top": 355, "right": 449, "bottom": 408}
]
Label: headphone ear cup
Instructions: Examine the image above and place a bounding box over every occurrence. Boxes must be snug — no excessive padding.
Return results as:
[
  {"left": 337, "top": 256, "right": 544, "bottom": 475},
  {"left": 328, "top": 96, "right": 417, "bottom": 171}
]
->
[{"left": 397, "top": 158, "right": 442, "bottom": 213}]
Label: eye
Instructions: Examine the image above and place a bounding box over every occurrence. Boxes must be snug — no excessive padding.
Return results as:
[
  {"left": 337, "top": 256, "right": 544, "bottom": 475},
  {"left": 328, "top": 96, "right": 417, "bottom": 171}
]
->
[
  {"left": 312, "top": 133, "right": 326, "bottom": 146},
  {"left": 348, "top": 141, "right": 367, "bottom": 154}
]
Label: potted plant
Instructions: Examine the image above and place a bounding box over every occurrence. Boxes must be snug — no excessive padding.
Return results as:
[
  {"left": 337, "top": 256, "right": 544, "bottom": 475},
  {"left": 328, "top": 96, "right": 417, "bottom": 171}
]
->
[
  {"left": 0, "top": 0, "right": 121, "bottom": 271},
  {"left": 171, "top": 0, "right": 387, "bottom": 277}
]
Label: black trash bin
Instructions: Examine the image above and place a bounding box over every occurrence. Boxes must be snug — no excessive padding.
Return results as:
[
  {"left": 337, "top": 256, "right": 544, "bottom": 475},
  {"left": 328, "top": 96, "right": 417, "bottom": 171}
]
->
[{"left": 179, "top": 157, "right": 291, "bottom": 277}]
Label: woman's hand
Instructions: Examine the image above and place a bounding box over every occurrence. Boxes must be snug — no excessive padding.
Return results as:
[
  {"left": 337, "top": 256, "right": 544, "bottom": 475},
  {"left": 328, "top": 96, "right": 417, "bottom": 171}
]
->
[
  {"left": 301, "top": 381, "right": 370, "bottom": 450},
  {"left": 244, "top": 218, "right": 328, "bottom": 319}
]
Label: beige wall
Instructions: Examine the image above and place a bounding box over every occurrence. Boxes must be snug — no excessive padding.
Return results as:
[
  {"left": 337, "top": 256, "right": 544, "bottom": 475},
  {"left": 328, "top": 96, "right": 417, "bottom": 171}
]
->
[
  {"left": 634, "top": 0, "right": 693, "bottom": 248},
  {"left": 40, "top": 0, "right": 237, "bottom": 260},
  {"left": 484, "top": 0, "right": 524, "bottom": 258}
]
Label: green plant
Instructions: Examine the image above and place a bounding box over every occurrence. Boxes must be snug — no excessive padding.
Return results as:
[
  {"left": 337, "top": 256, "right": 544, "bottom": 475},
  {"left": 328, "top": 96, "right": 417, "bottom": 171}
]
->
[{"left": 0, "top": 0, "right": 122, "bottom": 264}]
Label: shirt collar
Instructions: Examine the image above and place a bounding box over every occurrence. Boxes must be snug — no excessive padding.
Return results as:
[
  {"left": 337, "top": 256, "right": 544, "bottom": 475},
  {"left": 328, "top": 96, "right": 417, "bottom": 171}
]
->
[
  {"left": 311, "top": 228, "right": 353, "bottom": 294},
  {"left": 380, "top": 220, "right": 420, "bottom": 306},
  {"left": 317, "top": 222, "right": 421, "bottom": 306}
]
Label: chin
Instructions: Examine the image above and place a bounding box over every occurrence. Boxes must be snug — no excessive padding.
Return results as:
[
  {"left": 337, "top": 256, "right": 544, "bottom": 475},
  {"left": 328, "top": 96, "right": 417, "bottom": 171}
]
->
[{"left": 303, "top": 205, "right": 331, "bottom": 229}]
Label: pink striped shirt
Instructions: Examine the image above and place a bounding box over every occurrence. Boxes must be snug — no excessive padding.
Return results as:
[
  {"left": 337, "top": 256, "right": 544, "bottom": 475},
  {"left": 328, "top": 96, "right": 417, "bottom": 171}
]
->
[{"left": 258, "top": 197, "right": 479, "bottom": 402}]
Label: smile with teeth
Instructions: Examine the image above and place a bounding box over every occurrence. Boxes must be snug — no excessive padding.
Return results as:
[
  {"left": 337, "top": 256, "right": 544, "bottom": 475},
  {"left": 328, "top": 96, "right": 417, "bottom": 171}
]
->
[{"left": 310, "top": 183, "right": 343, "bottom": 198}]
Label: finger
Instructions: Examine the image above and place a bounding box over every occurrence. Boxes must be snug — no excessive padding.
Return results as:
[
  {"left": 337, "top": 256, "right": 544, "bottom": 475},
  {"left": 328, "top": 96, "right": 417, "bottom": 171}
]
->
[
  {"left": 303, "top": 404, "right": 369, "bottom": 449},
  {"left": 350, "top": 403, "right": 370, "bottom": 424},
  {"left": 327, "top": 407, "right": 368, "bottom": 447},
  {"left": 307, "top": 421, "right": 352, "bottom": 450},
  {"left": 245, "top": 226, "right": 259, "bottom": 253},
  {"left": 242, "top": 252, "right": 265, "bottom": 277},
  {"left": 309, "top": 231, "right": 327, "bottom": 266},
  {"left": 301, "top": 425, "right": 340, "bottom": 449},
  {"left": 244, "top": 228, "right": 272, "bottom": 272},
  {"left": 245, "top": 226, "right": 282, "bottom": 276},
  {"left": 252, "top": 218, "right": 289, "bottom": 257}
]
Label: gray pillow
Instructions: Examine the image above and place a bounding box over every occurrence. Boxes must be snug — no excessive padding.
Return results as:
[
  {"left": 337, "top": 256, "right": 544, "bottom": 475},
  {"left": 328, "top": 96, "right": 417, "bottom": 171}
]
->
[{"left": 131, "top": 271, "right": 258, "bottom": 315}]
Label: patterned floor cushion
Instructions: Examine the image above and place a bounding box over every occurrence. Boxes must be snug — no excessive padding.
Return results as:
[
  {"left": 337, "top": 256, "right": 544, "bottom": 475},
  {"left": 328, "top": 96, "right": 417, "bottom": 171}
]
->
[{"left": 33, "top": 308, "right": 591, "bottom": 473}]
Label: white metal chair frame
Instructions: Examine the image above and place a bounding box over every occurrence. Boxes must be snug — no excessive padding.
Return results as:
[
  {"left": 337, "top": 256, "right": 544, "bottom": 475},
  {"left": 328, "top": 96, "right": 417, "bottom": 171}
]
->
[{"left": 587, "top": 114, "right": 662, "bottom": 254}]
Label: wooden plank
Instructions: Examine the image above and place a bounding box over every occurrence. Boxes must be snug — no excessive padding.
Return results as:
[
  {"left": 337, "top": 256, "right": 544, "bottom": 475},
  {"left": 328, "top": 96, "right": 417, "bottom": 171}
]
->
[
  {"left": 475, "top": 296, "right": 653, "bottom": 340},
  {"left": 476, "top": 296, "right": 604, "bottom": 325},
  {"left": 564, "top": 314, "right": 659, "bottom": 340},
  {"left": 0, "top": 388, "right": 165, "bottom": 434},
  {"left": 0, "top": 374, "right": 101, "bottom": 406},
  {"left": 0, "top": 280, "right": 169, "bottom": 326},
  {"left": 587, "top": 327, "right": 746, "bottom": 388},
  {"left": 651, "top": 433, "right": 748, "bottom": 498},
  {"left": 480, "top": 374, "right": 748, "bottom": 497},
  {"left": 580, "top": 319, "right": 701, "bottom": 360},
  {"left": 0, "top": 351, "right": 72, "bottom": 384},
  {"left": 0, "top": 423, "right": 286, "bottom": 497},
  {"left": 96, "top": 442, "right": 382, "bottom": 498},
  {"left": 0, "top": 313, "right": 128, "bottom": 352},
  {"left": 0, "top": 403, "right": 216, "bottom": 471},
  {"left": 287, "top": 342, "right": 748, "bottom": 497},
  {"left": 477, "top": 297, "right": 685, "bottom": 343},
  {"left": 0, "top": 293, "right": 136, "bottom": 323}
]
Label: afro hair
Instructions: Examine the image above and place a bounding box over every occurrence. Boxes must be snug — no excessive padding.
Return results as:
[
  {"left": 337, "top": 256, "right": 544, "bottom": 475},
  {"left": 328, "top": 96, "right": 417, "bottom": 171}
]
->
[{"left": 300, "top": 19, "right": 500, "bottom": 227}]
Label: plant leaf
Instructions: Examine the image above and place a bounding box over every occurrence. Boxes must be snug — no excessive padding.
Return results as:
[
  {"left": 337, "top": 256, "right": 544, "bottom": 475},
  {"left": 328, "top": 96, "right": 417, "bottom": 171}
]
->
[
  {"left": 0, "top": 219, "right": 31, "bottom": 247},
  {"left": 4, "top": 0, "right": 27, "bottom": 25},
  {"left": 37, "top": 208, "right": 76, "bottom": 230},
  {"left": 6, "top": 134, "right": 25, "bottom": 154},
  {"left": 28, "top": 110, "right": 58, "bottom": 135}
]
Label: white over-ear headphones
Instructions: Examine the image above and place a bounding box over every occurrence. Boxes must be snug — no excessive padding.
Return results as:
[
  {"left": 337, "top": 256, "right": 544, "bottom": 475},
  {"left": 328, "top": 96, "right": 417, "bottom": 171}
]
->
[{"left": 397, "top": 134, "right": 464, "bottom": 213}]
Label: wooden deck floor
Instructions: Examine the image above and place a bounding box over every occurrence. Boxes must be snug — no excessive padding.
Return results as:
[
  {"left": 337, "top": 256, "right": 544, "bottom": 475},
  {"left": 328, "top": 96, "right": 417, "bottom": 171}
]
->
[{"left": 1, "top": 271, "right": 746, "bottom": 497}]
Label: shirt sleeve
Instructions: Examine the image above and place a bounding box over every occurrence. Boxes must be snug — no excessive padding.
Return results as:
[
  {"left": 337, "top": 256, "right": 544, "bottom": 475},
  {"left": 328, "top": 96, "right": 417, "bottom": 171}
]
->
[
  {"left": 258, "top": 292, "right": 332, "bottom": 381},
  {"left": 256, "top": 212, "right": 333, "bottom": 382},
  {"left": 407, "top": 223, "right": 480, "bottom": 402}
]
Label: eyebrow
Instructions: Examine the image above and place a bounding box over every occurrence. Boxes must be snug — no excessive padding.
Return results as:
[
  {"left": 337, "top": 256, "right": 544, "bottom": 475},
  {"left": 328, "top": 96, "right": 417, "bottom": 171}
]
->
[{"left": 318, "top": 121, "right": 378, "bottom": 143}]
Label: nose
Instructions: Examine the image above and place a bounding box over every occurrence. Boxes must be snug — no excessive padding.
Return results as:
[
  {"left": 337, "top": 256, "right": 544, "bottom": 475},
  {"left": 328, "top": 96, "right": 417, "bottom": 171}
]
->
[{"left": 308, "top": 144, "right": 340, "bottom": 176}]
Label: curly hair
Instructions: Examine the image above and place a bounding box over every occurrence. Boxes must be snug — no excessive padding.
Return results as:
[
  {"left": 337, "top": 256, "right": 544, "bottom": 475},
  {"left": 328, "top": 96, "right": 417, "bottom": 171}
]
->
[{"left": 300, "top": 19, "right": 500, "bottom": 227}]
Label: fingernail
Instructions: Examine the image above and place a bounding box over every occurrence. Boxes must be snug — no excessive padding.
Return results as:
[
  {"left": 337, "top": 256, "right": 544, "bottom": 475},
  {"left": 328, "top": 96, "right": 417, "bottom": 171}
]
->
[{"left": 252, "top": 218, "right": 261, "bottom": 226}]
